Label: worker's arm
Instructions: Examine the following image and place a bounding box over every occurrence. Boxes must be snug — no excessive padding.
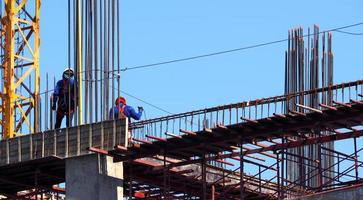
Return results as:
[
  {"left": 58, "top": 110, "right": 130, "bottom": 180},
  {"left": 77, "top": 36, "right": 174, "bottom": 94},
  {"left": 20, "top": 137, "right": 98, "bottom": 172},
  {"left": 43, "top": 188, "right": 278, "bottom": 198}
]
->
[
  {"left": 109, "top": 108, "right": 113, "bottom": 119},
  {"left": 52, "top": 81, "right": 62, "bottom": 110},
  {"left": 109, "top": 106, "right": 118, "bottom": 120},
  {"left": 126, "top": 106, "right": 142, "bottom": 120}
]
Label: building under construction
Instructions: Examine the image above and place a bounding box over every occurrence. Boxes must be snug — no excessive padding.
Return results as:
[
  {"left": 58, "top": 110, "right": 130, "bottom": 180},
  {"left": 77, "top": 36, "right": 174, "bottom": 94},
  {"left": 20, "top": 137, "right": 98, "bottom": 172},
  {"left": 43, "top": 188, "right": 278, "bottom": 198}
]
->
[{"left": 0, "top": 0, "right": 363, "bottom": 199}]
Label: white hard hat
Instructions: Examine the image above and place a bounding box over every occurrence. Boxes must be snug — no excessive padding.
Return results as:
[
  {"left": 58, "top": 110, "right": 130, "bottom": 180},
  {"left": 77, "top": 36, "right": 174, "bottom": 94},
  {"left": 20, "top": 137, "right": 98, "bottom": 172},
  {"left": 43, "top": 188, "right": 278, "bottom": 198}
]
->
[
  {"left": 63, "top": 67, "right": 74, "bottom": 73},
  {"left": 63, "top": 67, "right": 74, "bottom": 79}
]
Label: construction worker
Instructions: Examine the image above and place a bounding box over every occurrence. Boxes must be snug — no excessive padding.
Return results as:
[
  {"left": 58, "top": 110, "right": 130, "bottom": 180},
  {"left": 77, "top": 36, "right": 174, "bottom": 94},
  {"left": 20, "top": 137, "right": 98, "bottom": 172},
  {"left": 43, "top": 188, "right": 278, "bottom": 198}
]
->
[
  {"left": 109, "top": 96, "right": 143, "bottom": 121},
  {"left": 52, "top": 68, "right": 77, "bottom": 129}
]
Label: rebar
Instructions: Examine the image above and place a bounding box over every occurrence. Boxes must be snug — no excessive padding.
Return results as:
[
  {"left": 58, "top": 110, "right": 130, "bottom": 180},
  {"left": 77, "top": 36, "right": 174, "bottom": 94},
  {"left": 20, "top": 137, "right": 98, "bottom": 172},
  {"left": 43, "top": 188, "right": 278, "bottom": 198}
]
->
[{"left": 284, "top": 26, "right": 334, "bottom": 190}]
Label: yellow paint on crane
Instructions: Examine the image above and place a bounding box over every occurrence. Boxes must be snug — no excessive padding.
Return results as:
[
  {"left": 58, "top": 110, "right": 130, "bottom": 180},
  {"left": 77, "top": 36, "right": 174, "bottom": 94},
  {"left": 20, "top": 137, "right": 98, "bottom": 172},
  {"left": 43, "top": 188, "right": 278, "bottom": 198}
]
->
[
  {"left": 0, "top": 0, "right": 41, "bottom": 139},
  {"left": 77, "top": 0, "right": 83, "bottom": 125}
]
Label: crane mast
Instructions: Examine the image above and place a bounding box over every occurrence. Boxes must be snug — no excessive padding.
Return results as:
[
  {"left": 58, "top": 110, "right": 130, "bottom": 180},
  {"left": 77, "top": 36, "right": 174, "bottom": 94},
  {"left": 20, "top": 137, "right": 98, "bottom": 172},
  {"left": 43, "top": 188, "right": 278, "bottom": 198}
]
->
[{"left": 0, "top": 0, "right": 40, "bottom": 139}]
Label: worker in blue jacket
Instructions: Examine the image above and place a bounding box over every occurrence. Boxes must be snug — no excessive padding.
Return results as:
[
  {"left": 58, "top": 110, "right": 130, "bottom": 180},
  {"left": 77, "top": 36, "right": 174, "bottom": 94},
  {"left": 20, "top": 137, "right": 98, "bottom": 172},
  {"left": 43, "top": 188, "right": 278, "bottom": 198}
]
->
[
  {"left": 52, "top": 68, "right": 77, "bottom": 129},
  {"left": 109, "top": 96, "right": 143, "bottom": 121}
]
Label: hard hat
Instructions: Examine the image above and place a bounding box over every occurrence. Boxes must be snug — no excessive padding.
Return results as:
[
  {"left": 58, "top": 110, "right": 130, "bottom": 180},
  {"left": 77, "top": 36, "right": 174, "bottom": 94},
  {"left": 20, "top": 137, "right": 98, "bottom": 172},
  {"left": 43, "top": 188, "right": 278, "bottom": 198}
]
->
[
  {"left": 63, "top": 67, "right": 74, "bottom": 73},
  {"left": 115, "top": 96, "right": 126, "bottom": 105},
  {"left": 63, "top": 68, "right": 74, "bottom": 80}
]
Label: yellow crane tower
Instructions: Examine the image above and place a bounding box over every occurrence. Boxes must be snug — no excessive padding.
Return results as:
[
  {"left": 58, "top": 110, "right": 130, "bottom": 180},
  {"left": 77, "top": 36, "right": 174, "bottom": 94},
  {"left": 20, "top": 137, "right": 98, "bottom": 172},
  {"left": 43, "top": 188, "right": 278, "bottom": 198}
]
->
[{"left": 0, "top": 0, "right": 40, "bottom": 139}]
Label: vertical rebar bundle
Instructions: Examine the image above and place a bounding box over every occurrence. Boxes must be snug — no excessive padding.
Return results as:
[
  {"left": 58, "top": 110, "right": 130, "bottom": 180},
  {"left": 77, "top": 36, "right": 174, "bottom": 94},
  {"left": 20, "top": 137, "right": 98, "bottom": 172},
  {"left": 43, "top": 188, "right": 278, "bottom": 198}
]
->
[
  {"left": 48, "top": 0, "right": 121, "bottom": 128},
  {"left": 284, "top": 25, "right": 334, "bottom": 190}
]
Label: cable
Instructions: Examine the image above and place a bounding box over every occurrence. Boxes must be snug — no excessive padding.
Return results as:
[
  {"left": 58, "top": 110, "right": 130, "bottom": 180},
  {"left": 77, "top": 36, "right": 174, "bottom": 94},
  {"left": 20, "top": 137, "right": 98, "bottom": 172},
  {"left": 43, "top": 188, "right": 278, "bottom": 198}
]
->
[
  {"left": 119, "top": 22, "right": 363, "bottom": 72},
  {"left": 16, "top": 81, "right": 171, "bottom": 128},
  {"left": 41, "top": 22, "right": 363, "bottom": 117},
  {"left": 118, "top": 89, "right": 173, "bottom": 115},
  {"left": 96, "top": 77, "right": 174, "bottom": 115},
  {"left": 18, "top": 71, "right": 169, "bottom": 115},
  {"left": 142, "top": 109, "right": 147, "bottom": 120},
  {"left": 333, "top": 30, "right": 363, "bottom": 36},
  {"left": 109, "top": 86, "right": 205, "bottom": 129}
]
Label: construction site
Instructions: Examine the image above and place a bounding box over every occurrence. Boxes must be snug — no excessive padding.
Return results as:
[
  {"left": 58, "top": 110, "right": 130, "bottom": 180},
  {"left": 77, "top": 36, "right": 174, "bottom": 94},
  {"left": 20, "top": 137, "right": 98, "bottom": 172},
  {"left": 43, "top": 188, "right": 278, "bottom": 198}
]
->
[{"left": 0, "top": 0, "right": 363, "bottom": 199}]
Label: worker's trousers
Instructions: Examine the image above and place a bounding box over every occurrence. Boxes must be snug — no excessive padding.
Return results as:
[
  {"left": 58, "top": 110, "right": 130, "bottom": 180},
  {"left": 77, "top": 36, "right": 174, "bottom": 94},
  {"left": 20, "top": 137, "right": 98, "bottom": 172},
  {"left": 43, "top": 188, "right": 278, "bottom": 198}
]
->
[{"left": 55, "top": 111, "right": 74, "bottom": 129}]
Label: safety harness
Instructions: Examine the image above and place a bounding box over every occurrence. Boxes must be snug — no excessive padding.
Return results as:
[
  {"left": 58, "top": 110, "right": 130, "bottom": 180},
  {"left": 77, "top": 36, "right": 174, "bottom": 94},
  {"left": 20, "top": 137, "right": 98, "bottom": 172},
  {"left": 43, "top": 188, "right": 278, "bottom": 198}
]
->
[{"left": 118, "top": 104, "right": 127, "bottom": 119}]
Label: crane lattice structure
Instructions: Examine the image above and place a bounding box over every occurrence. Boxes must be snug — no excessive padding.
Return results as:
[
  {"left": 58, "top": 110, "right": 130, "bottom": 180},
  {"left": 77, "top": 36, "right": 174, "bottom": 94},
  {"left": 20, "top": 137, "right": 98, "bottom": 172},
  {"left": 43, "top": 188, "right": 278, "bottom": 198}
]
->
[{"left": 0, "top": 0, "right": 40, "bottom": 139}]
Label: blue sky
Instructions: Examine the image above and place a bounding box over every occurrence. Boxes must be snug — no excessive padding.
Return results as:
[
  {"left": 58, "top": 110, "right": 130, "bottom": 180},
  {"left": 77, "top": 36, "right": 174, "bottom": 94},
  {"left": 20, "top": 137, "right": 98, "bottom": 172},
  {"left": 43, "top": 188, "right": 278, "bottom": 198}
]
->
[
  {"left": 40, "top": 0, "right": 363, "bottom": 119},
  {"left": 30, "top": 0, "right": 363, "bottom": 187}
]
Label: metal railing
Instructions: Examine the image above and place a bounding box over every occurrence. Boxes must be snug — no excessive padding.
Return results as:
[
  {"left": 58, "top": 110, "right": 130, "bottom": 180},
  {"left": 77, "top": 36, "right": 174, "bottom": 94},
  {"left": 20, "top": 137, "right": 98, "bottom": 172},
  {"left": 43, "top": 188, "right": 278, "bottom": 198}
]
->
[{"left": 130, "top": 79, "right": 363, "bottom": 142}]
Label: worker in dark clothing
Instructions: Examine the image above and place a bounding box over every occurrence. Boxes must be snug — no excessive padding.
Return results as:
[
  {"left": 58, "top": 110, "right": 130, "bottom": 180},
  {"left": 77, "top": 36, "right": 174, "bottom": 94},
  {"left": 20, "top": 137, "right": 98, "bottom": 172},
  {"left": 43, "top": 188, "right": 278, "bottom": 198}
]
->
[
  {"left": 52, "top": 68, "right": 77, "bottom": 129},
  {"left": 109, "top": 96, "right": 143, "bottom": 121}
]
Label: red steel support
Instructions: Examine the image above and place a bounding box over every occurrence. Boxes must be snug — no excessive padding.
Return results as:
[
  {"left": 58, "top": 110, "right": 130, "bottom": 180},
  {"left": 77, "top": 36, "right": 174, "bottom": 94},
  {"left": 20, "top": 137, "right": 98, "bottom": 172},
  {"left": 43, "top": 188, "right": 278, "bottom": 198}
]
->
[
  {"left": 132, "top": 138, "right": 153, "bottom": 145},
  {"left": 216, "top": 159, "right": 234, "bottom": 166},
  {"left": 180, "top": 129, "right": 197, "bottom": 136},
  {"left": 351, "top": 99, "right": 363, "bottom": 105},
  {"left": 333, "top": 100, "right": 352, "bottom": 108},
  {"left": 240, "top": 116, "right": 258, "bottom": 124},
  {"left": 114, "top": 145, "right": 130, "bottom": 154},
  {"left": 319, "top": 103, "right": 337, "bottom": 110},
  {"left": 165, "top": 132, "right": 182, "bottom": 139},
  {"left": 146, "top": 135, "right": 167, "bottom": 142},
  {"left": 88, "top": 147, "right": 108, "bottom": 155}
]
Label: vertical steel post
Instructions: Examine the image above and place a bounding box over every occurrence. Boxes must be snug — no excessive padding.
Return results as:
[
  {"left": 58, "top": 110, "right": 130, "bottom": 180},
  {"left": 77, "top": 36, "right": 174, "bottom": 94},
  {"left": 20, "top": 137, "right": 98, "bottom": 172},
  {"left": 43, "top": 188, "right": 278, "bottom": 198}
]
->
[
  {"left": 45, "top": 73, "right": 49, "bottom": 130},
  {"left": 201, "top": 144, "right": 207, "bottom": 200},
  {"left": 281, "top": 138, "right": 285, "bottom": 197},
  {"left": 318, "top": 137, "right": 323, "bottom": 191},
  {"left": 202, "top": 150, "right": 207, "bottom": 200},
  {"left": 129, "top": 162, "right": 133, "bottom": 200},
  {"left": 240, "top": 143, "right": 244, "bottom": 200},
  {"left": 354, "top": 137, "right": 359, "bottom": 180},
  {"left": 222, "top": 170, "right": 225, "bottom": 186},
  {"left": 277, "top": 151, "right": 281, "bottom": 199},
  {"left": 337, "top": 155, "right": 340, "bottom": 183},
  {"left": 163, "top": 150, "right": 167, "bottom": 199},
  {"left": 258, "top": 166, "right": 261, "bottom": 193},
  {"left": 211, "top": 185, "right": 215, "bottom": 200}
]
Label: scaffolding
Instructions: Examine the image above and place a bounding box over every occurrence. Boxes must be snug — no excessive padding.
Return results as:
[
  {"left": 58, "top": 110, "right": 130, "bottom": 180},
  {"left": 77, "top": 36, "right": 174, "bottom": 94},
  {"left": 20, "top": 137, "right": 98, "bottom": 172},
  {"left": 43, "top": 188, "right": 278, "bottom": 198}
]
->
[{"left": 91, "top": 79, "right": 363, "bottom": 199}]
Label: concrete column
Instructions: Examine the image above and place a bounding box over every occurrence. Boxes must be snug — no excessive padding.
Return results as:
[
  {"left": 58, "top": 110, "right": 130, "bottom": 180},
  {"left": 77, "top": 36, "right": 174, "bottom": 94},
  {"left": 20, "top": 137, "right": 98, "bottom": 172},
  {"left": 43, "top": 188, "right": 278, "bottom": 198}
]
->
[{"left": 66, "top": 154, "right": 123, "bottom": 200}]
